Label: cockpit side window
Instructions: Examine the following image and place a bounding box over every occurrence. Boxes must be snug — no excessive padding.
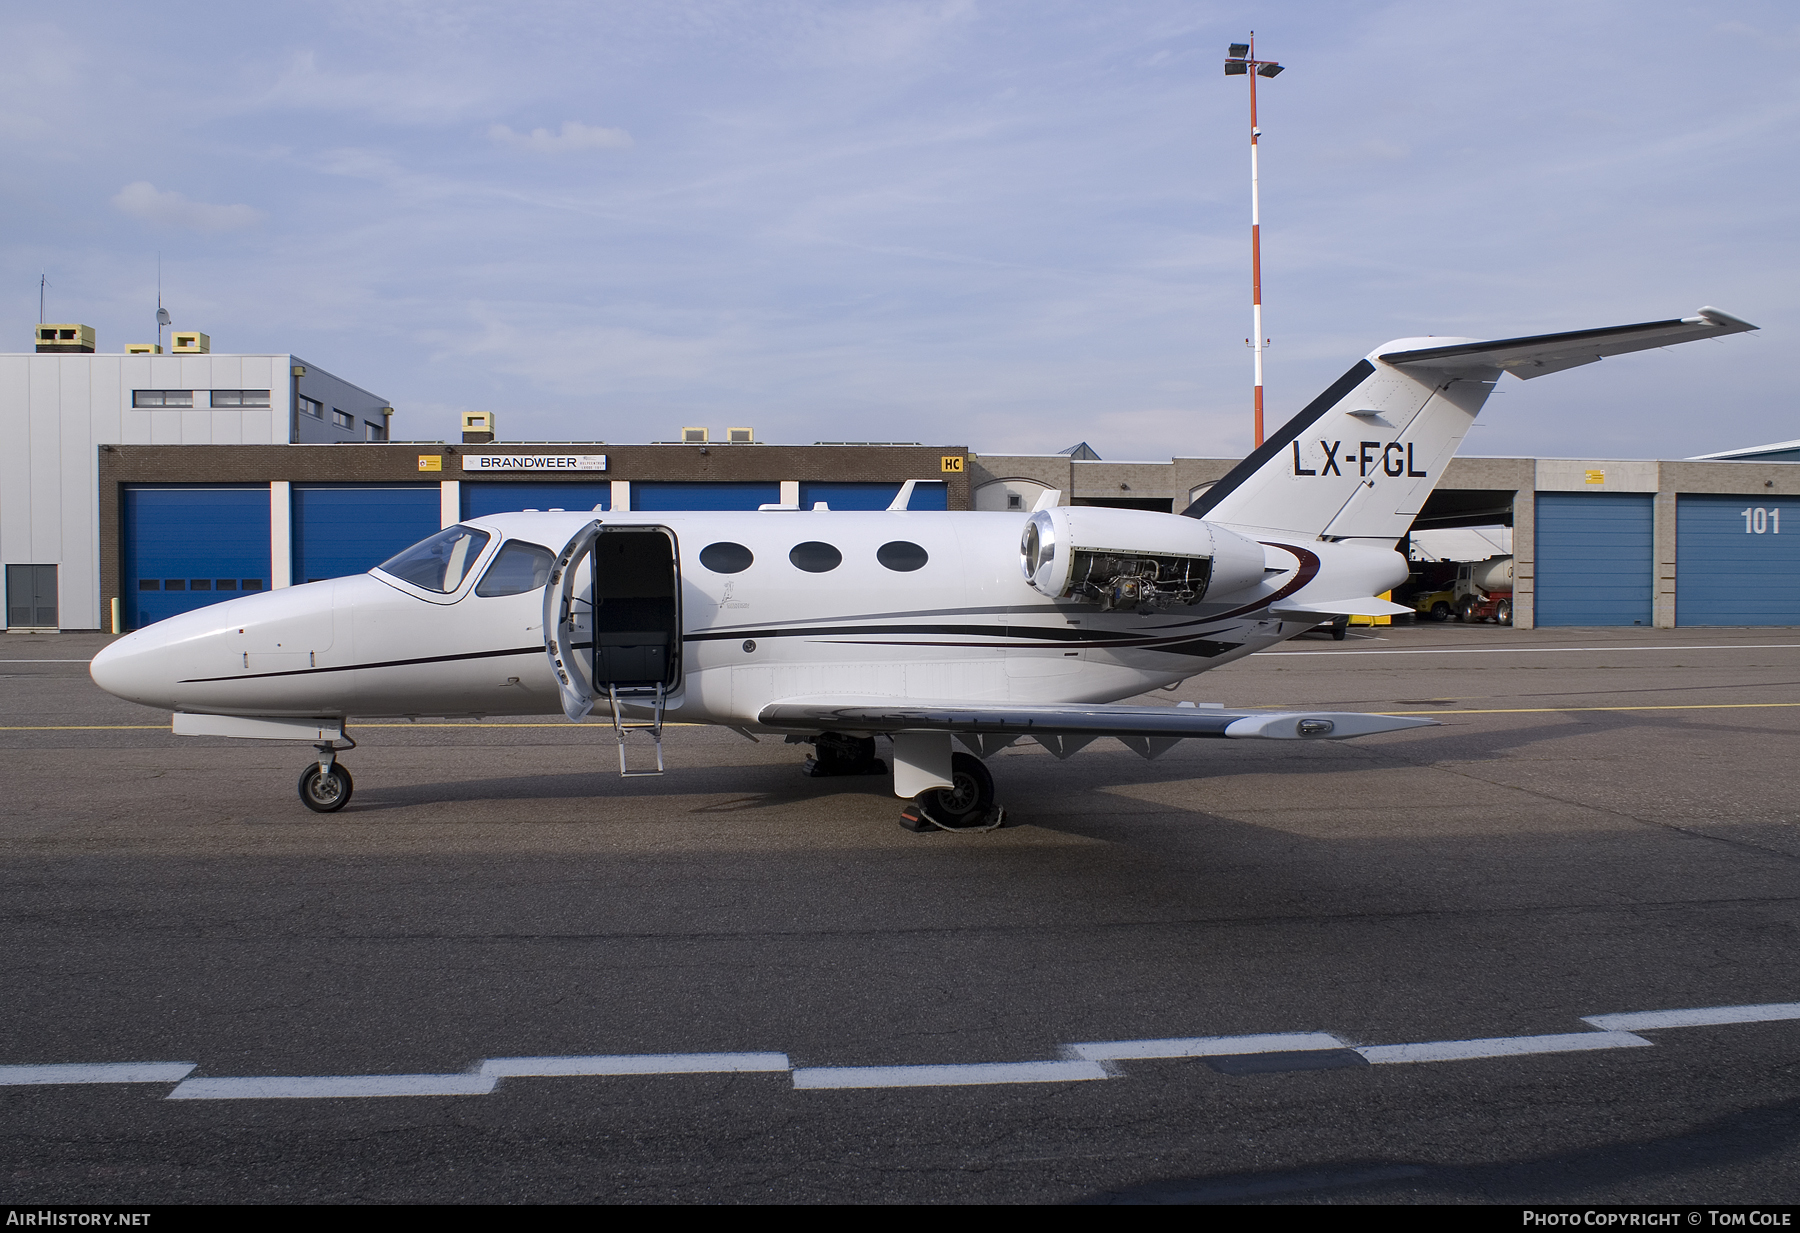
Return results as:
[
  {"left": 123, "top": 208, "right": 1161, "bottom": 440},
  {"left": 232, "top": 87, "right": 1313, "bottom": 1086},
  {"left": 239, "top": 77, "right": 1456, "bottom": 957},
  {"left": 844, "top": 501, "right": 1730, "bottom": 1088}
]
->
[
  {"left": 475, "top": 540, "right": 556, "bottom": 597},
  {"left": 377, "top": 525, "right": 492, "bottom": 593}
]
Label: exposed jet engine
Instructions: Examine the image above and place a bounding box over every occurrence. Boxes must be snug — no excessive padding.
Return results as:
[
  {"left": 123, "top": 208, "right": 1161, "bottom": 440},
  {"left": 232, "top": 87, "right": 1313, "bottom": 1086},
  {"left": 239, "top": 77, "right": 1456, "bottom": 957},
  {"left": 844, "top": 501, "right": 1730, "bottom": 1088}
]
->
[{"left": 1019, "top": 507, "right": 1266, "bottom": 613}]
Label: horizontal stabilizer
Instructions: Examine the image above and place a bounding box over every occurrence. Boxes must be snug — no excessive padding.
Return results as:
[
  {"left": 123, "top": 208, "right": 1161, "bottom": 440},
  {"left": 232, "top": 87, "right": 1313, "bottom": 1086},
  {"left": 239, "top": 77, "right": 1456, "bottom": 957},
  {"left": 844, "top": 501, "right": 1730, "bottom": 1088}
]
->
[
  {"left": 758, "top": 698, "right": 1437, "bottom": 742},
  {"left": 1380, "top": 307, "right": 1757, "bottom": 380},
  {"left": 1271, "top": 596, "right": 1414, "bottom": 619}
]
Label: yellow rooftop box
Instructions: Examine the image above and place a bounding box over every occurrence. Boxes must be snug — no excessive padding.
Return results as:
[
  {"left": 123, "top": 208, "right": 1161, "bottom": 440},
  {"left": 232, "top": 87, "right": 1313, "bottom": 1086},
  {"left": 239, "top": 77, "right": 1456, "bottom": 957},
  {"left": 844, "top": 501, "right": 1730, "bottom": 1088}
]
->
[
  {"left": 35, "top": 324, "right": 95, "bottom": 354},
  {"left": 170, "top": 331, "right": 210, "bottom": 354}
]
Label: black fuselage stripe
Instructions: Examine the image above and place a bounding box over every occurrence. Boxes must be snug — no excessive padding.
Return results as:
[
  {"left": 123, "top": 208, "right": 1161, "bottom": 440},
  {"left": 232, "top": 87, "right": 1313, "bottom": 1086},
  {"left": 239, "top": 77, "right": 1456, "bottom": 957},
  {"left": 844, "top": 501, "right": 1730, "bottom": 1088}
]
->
[{"left": 179, "top": 645, "right": 547, "bottom": 684}]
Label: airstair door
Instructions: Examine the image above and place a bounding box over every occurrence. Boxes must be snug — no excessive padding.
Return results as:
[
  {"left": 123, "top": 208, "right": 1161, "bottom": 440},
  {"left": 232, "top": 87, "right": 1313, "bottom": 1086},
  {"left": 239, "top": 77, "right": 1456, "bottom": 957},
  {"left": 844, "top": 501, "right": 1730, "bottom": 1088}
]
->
[{"left": 590, "top": 526, "right": 682, "bottom": 695}]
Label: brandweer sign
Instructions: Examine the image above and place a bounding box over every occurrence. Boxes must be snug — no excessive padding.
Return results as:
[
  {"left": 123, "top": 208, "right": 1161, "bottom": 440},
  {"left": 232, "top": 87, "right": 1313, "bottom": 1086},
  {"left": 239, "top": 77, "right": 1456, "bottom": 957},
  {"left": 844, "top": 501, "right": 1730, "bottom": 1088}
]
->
[{"left": 462, "top": 454, "right": 607, "bottom": 472}]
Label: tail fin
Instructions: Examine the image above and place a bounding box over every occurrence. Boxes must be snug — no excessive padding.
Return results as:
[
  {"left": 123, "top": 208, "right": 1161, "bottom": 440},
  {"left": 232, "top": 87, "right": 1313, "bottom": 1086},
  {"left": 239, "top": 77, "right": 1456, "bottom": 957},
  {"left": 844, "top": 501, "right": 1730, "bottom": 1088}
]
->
[{"left": 1183, "top": 307, "right": 1757, "bottom": 541}]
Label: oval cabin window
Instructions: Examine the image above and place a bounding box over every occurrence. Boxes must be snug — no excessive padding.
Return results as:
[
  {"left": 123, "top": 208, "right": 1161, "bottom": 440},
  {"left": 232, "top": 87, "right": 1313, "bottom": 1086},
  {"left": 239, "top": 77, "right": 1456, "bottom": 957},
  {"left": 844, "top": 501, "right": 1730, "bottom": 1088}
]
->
[
  {"left": 699, "top": 542, "right": 754, "bottom": 574},
  {"left": 789, "top": 541, "right": 842, "bottom": 573},
  {"left": 876, "top": 541, "right": 929, "bottom": 572}
]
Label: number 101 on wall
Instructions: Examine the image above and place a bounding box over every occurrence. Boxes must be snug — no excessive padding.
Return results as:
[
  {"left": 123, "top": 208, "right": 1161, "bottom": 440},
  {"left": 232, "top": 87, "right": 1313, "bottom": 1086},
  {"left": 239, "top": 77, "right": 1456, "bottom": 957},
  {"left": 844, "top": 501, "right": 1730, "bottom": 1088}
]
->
[{"left": 1741, "top": 506, "right": 1782, "bottom": 534}]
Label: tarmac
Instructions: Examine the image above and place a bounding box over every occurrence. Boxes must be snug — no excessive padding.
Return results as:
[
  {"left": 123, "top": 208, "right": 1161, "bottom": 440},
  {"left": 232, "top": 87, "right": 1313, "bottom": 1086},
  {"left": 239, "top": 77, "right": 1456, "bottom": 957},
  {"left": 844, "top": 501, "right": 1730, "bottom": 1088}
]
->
[{"left": 1, "top": 622, "right": 1797, "bottom": 1203}]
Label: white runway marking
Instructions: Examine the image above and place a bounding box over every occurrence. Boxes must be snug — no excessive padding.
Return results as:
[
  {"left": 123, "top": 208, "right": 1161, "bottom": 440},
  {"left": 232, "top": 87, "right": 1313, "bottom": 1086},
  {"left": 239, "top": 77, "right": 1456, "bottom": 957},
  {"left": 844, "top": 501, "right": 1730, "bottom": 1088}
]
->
[
  {"left": 0, "top": 660, "right": 94, "bottom": 664},
  {"left": 0, "top": 1062, "right": 195, "bottom": 1085},
  {"left": 4, "top": 999, "right": 1793, "bottom": 1100},
  {"left": 481, "top": 1051, "right": 790, "bottom": 1077},
  {"left": 792, "top": 1060, "right": 1108, "bottom": 1090},
  {"left": 1356, "top": 1031, "right": 1651, "bottom": 1065},
  {"left": 1069, "top": 1032, "right": 1344, "bottom": 1061},
  {"left": 1266, "top": 643, "right": 1800, "bottom": 657},
  {"left": 1583, "top": 1002, "right": 1800, "bottom": 1032},
  {"left": 169, "top": 1074, "right": 496, "bottom": 1100}
]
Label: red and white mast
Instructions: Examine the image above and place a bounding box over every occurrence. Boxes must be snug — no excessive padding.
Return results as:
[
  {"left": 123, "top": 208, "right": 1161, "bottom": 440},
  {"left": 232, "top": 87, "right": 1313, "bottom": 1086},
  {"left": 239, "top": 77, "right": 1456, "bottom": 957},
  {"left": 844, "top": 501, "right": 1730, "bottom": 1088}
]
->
[{"left": 1226, "top": 36, "right": 1283, "bottom": 448}]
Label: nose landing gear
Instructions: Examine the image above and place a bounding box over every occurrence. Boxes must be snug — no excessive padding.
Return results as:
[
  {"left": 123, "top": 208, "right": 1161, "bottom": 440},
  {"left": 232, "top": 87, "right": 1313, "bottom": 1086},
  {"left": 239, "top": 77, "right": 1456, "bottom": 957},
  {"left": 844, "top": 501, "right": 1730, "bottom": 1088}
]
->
[{"left": 297, "top": 740, "right": 355, "bottom": 813}]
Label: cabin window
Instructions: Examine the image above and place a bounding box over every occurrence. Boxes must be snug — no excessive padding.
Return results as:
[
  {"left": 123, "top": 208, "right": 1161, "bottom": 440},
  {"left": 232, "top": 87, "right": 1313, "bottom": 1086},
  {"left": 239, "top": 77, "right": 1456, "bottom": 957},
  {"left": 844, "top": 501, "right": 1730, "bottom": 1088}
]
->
[
  {"left": 699, "top": 542, "right": 754, "bottom": 574},
  {"left": 789, "top": 541, "right": 842, "bottom": 573},
  {"left": 876, "top": 541, "right": 928, "bottom": 572},
  {"left": 475, "top": 540, "right": 555, "bottom": 597},
  {"left": 377, "top": 525, "right": 492, "bottom": 593}
]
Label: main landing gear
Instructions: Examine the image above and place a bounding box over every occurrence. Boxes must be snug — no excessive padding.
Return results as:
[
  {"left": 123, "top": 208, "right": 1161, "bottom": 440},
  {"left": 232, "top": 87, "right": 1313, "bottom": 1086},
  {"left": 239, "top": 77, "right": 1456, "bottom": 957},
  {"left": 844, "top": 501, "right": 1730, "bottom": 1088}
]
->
[
  {"left": 297, "top": 739, "right": 355, "bottom": 813},
  {"left": 799, "top": 733, "right": 889, "bottom": 778},
  {"left": 899, "top": 751, "right": 1007, "bottom": 833}
]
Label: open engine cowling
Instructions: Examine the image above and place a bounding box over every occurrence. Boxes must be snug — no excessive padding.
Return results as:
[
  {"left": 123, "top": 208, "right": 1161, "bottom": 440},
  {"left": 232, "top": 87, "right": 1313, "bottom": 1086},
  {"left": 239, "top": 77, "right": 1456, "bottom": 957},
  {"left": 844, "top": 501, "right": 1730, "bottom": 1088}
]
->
[{"left": 1019, "top": 507, "right": 1266, "bottom": 612}]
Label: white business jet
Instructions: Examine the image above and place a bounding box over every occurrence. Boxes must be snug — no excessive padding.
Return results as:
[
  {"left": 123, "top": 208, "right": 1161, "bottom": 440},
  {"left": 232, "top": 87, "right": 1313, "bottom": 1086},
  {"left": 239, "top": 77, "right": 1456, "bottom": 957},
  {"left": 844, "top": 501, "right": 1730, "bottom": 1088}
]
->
[{"left": 91, "top": 308, "right": 1756, "bottom": 828}]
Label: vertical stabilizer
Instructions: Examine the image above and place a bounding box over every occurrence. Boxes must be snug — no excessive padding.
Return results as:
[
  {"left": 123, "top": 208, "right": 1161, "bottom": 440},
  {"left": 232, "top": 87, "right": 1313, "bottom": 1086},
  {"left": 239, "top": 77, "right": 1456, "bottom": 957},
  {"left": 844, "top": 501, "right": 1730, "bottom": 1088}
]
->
[
  {"left": 1184, "top": 346, "right": 1497, "bottom": 542},
  {"left": 1183, "top": 308, "right": 1757, "bottom": 541}
]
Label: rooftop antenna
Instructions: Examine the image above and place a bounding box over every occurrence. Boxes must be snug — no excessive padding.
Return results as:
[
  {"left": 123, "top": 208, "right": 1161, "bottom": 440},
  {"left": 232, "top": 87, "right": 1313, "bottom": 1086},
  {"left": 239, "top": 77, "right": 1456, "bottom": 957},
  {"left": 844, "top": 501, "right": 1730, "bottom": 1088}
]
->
[
  {"left": 155, "top": 254, "right": 171, "bottom": 349},
  {"left": 39, "top": 273, "right": 49, "bottom": 324}
]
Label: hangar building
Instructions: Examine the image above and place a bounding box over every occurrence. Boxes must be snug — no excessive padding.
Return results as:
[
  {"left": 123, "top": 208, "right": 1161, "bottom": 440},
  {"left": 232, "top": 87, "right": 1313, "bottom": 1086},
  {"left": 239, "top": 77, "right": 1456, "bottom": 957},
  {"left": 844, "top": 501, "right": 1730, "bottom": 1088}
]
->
[{"left": 3, "top": 325, "right": 1796, "bottom": 633}]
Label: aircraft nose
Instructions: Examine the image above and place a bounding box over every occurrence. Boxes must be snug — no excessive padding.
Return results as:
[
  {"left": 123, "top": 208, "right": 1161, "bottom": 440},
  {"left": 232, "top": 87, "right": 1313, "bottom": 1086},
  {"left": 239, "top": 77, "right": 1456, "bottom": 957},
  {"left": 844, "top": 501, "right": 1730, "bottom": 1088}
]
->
[{"left": 90, "top": 628, "right": 177, "bottom": 709}]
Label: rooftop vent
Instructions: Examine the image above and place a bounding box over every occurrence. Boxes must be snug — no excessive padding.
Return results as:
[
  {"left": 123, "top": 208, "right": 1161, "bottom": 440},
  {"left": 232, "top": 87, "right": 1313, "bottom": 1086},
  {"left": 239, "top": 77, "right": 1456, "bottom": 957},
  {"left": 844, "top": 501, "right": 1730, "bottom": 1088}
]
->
[
  {"left": 35, "top": 324, "right": 95, "bottom": 354},
  {"left": 170, "top": 331, "right": 210, "bottom": 354},
  {"left": 125, "top": 343, "right": 162, "bottom": 355},
  {"left": 682, "top": 427, "right": 709, "bottom": 444},
  {"left": 461, "top": 411, "right": 495, "bottom": 444},
  {"left": 727, "top": 427, "right": 754, "bottom": 444}
]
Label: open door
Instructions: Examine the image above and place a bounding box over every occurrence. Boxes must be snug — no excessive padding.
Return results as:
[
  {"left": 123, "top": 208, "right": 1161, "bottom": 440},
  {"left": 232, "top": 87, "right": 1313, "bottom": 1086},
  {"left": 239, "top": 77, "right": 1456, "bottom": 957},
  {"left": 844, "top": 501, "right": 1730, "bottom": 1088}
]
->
[
  {"left": 546, "top": 523, "right": 682, "bottom": 725},
  {"left": 590, "top": 527, "right": 682, "bottom": 694}
]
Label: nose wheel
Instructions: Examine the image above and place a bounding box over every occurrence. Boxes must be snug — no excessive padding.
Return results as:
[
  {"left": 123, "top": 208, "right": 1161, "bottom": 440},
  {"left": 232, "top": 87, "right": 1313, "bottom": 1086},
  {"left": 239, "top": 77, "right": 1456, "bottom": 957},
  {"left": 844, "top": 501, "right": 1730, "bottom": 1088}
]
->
[{"left": 297, "top": 742, "right": 354, "bottom": 812}]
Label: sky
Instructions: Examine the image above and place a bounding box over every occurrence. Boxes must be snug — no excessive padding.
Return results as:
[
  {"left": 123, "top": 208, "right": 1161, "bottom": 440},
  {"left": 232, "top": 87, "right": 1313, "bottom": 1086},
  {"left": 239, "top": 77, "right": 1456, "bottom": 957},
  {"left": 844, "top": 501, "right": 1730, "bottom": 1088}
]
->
[{"left": 3, "top": 0, "right": 1796, "bottom": 461}]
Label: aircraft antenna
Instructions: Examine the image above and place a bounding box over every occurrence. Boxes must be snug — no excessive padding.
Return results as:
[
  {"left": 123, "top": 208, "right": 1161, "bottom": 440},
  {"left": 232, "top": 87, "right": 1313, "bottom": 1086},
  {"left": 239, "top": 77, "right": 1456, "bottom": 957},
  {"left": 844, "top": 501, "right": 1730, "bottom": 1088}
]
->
[{"left": 155, "top": 254, "right": 171, "bottom": 349}]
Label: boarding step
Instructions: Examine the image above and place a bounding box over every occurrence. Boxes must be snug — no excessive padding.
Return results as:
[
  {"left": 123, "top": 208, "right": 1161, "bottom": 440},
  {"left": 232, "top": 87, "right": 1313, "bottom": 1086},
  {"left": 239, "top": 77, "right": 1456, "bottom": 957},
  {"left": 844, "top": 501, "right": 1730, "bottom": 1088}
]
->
[{"left": 607, "top": 682, "right": 665, "bottom": 777}]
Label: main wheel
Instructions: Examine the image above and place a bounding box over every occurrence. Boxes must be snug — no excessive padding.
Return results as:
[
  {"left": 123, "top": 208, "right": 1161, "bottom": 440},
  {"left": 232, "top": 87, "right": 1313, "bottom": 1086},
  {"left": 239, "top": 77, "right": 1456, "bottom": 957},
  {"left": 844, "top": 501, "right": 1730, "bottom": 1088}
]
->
[
  {"left": 917, "top": 752, "right": 995, "bottom": 829},
  {"left": 298, "top": 763, "right": 354, "bottom": 813}
]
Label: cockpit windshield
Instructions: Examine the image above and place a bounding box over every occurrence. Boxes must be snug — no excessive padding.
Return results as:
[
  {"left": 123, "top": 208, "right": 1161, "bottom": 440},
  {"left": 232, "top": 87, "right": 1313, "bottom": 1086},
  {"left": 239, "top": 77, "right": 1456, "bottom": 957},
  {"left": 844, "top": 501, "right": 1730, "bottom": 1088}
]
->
[{"left": 376, "top": 525, "right": 491, "bottom": 593}]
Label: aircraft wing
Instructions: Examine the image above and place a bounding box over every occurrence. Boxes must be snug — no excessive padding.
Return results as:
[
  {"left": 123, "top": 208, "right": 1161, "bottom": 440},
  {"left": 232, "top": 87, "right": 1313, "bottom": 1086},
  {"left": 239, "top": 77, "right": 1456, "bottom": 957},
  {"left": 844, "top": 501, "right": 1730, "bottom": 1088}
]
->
[
  {"left": 1379, "top": 306, "right": 1757, "bottom": 379},
  {"left": 756, "top": 698, "right": 1436, "bottom": 743}
]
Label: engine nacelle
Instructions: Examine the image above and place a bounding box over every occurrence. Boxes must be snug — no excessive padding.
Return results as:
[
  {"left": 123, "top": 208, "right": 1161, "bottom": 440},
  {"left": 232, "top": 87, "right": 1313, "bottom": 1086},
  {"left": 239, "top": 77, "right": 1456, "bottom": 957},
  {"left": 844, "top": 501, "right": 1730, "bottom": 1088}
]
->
[{"left": 1019, "top": 507, "right": 1265, "bottom": 612}]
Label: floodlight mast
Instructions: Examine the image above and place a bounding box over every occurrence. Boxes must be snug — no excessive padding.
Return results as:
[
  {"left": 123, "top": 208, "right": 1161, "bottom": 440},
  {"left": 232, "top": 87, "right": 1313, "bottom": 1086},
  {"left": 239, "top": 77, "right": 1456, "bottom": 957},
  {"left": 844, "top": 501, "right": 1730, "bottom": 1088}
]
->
[{"left": 1224, "top": 34, "right": 1284, "bottom": 447}]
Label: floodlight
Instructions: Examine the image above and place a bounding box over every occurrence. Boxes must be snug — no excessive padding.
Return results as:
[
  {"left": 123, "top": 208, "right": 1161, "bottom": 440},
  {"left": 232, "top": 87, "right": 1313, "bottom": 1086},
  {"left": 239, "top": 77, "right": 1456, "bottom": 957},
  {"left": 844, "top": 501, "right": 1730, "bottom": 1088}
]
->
[
  {"left": 1228, "top": 43, "right": 1249, "bottom": 57},
  {"left": 1225, "top": 59, "right": 1248, "bottom": 75},
  {"left": 1257, "top": 62, "right": 1283, "bottom": 77}
]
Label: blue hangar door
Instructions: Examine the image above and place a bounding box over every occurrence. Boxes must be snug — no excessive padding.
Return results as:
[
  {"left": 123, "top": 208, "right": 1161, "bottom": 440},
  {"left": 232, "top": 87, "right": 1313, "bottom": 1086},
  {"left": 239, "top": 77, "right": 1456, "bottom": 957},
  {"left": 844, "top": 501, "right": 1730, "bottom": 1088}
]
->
[
  {"left": 123, "top": 485, "right": 271, "bottom": 630},
  {"left": 1676, "top": 494, "right": 1800, "bottom": 625},
  {"left": 463, "top": 481, "right": 611, "bottom": 519},
  {"left": 797, "top": 481, "right": 948, "bottom": 511},
  {"left": 291, "top": 485, "right": 441, "bottom": 584},
  {"left": 1534, "top": 492, "right": 1654, "bottom": 626},
  {"left": 632, "top": 482, "right": 780, "bottom": 511}
]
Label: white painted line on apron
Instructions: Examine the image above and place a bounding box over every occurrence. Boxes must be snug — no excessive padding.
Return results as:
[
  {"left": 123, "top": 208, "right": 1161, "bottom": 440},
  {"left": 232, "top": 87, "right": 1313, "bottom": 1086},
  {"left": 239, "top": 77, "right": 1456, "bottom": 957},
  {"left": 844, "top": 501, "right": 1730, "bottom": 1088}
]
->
[
  {"left": 481, "top": 1052, "right": 790, "bottom": 1077},
  {"left": 0, "top": 1062, "right": 196, "bottom": 1086},
  {"left": 168, "top": 1074, "right": 497, "bottom": 1100},
  {"left": 1356, "top": 1031, "right": 1651, "bottom": 1065},
  {"left": 1069, "top": 1032, "right": 1345, "bottom": 1061},
  {"left": 792, "top": 1060, "right": 1108, "bottom": 1090},
  {"left": 1582, "top": 1002, "right": 1800, "bottom": 1032}
]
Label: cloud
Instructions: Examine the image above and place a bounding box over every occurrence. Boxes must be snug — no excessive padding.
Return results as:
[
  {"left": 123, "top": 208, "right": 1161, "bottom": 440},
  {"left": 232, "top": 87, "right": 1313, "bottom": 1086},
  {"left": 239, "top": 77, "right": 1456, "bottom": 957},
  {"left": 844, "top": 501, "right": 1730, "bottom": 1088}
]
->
[
  {"left": 486, "top": 120, "right": 633, "bottom": 154},
  {"left": 112, "top": 181, "right": 263, "bottom": 232}
]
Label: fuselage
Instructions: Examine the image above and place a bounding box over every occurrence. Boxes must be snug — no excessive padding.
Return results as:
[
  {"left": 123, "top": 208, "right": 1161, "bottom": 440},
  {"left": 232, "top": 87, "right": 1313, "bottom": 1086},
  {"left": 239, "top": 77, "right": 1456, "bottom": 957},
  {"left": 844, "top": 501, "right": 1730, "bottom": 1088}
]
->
[{"left": 90, "top": 508, "right": 1408, "bottom": 726}]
